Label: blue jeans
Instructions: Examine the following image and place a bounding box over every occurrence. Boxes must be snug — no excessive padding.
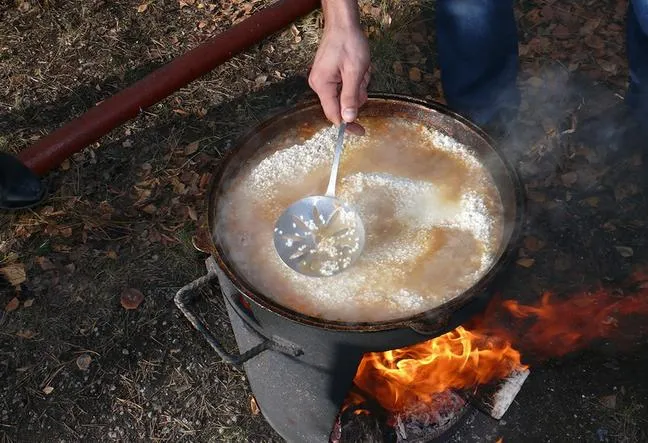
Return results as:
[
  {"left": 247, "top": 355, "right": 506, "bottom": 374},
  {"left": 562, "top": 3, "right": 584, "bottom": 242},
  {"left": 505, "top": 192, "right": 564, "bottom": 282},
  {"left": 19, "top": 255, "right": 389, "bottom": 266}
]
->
[{"left": 437, "top": 0, "right": 648, "bottom": 125}]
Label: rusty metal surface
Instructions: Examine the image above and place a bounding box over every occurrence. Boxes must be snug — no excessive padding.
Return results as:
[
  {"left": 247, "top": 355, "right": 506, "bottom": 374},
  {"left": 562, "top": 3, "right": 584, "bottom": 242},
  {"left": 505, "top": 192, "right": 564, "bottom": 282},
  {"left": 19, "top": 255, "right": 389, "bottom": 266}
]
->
[
  {"left": 208, "top": 94, "right": 526, "bottom": 334},
  {"left": 16, "top": 0, "right": 320, "bottom": 176}
]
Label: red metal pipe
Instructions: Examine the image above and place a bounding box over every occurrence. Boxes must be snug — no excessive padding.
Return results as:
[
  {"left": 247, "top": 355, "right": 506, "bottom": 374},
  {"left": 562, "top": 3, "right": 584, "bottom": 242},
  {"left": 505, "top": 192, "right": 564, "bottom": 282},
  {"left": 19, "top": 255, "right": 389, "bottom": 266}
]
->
[{"left": 17, "top": 0, "right": 320, "bottom": 176}]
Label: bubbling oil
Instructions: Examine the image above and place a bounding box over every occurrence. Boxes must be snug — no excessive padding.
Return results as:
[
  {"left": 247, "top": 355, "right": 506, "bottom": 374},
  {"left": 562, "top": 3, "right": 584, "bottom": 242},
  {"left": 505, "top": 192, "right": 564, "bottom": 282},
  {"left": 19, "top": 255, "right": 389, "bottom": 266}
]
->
[{"left": 216, "top": 117, "right": 504, "bottom": 322}]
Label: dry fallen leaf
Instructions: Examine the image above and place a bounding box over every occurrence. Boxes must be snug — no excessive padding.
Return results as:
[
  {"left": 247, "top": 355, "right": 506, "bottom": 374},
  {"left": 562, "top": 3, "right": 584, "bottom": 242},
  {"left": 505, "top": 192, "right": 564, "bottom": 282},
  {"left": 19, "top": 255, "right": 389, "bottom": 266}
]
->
[
  {"left": 582, "top": 18, "right": 602, "bottom": 34},
  {"left": 184, "top": 141, "right": 200, "bottom": 156},
  {"left": 599, "top": 59, "right": 617, "bottom": 75},
  {"left": 516, "top": 258, "right": 535, "bottom": 268},
  {"left": 199, "top": 173, "right": 212, "bottom": 190},
  {"left": 106, "top": 250, "right": 118, "bottom": 260},
  {"left": 36, "top": 256, "right": 57, "bottom": 271},
  {"left": 23, "top": 298, "right": 34, "bottom": 308},
  {"left": 568, "top": 62, "right": 580, "bottom": 72},
  {"left": 142, "top": 204, "right": 157, "bottom": 215},
  {"left": 0, "top": 263, "right": 27, "bottom": 286},
  {"left": 528, "top": 76, "right": 544, "bottom": 88},
  {"left": 42, "top": 386, "right": 54, "bottom": 395},
  {"left": 120, "top": 288, "right": 145, "bottom": 310},
  {"left": 16, "top": 329, "right": 36, "bottom": 339},
  {"left": 171, "top": 177, "right": 186, "bottom": 194},
  {"left": 560, "top": 171, "right": 578, "bottom": 187},
  {"left": 187, "top": 206, "right": 198, "bottom": 221},
  {"left": 408, "top": 67, "right": 422, "bottom": 82},
  {"left": 615, "top": 246, "right": 634, "bottom": 258},
  {"left": 392, "top": 61, "right": 404, "bottom": 76},
  {"left": 552, "top": 24, "right": 570, "bottom": 38},
  {"left": 5, "top": 297, "right": 20, "bottom": 312},
  {"left": 523, "top": 236, "right": 545, "bottom": 252},
  {"left": 76, "top": 354, "right": 92, "bottom": 371},
  {"left": 136, "top": 3, "right": 148, "bottom": 13},
  {"left": 584, "top": 35, "right": 605, "bottom": 50},
  {"left": 255, "top": 74, "right": 268, "bottom": 87},
  {"left": 250, "top": 396, "right": 260, "bottom": 415},
  {"left": 599, "top": 394, "right": 616, "bottom": 410},
  {"left": 527, "top": 191, "right": 547, "bottom": 203}
]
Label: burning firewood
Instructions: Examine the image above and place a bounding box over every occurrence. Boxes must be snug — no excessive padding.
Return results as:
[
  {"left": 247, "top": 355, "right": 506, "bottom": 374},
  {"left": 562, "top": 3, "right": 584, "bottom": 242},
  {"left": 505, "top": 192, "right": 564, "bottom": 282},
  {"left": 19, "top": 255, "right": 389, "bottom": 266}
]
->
[
  {"left": 336, "top": 387, "right": 472, "bottom": 442},
  {"left": 460, "top": 367, "right": 531, "bottom": 420},
  {"left": 391, "top": 390, "right": 471, "bottom": 442},
  {"left": 335, "top": 367, "right": 530, "bottom": 442}
]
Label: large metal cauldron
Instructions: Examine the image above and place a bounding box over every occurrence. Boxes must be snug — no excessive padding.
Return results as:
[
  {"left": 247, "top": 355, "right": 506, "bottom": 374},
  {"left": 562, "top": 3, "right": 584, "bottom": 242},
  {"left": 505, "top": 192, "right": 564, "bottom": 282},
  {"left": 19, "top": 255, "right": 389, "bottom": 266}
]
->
[{"left": 176, "top": 94, "right": 525, "bottom": 443}]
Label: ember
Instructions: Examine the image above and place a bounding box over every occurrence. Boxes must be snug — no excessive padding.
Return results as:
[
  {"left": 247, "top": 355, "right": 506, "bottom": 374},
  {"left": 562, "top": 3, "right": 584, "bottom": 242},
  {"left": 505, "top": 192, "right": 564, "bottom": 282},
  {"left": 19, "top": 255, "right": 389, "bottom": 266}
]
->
[{"left": 349, "top": 269, "right": 648, "bottom": 416}]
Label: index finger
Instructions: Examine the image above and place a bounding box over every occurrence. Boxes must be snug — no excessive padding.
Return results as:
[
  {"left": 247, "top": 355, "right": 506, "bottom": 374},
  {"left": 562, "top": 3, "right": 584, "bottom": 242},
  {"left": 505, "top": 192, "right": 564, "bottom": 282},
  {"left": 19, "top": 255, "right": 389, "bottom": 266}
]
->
[
  {"left": 309, "top": 74, "right": 342, "bottom": 125},
  {"left": 318, "top": 90, "right": 342, "bottom": 126}
]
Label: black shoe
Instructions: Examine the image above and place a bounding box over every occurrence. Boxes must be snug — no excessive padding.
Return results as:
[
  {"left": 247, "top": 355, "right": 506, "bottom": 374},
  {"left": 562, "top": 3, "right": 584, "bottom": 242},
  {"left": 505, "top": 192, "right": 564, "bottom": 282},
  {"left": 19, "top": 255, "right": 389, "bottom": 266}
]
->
[
  {"left": 481, "top": 108, "right": 519, "bottom": 142},
  {"left": 571, "top": 102, "right": 643, "bottom": 164},
  {"left": 572, "top": 102, "right": 647, "bottom": 192},
  {"left": 0, "top": 153, "right": 46, "bottom": 210}
]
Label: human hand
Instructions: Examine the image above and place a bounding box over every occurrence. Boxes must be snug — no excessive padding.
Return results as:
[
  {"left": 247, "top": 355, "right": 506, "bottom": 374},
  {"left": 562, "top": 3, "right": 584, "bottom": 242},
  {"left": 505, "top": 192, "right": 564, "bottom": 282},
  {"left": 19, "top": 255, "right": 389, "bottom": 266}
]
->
[{"left": 309, "top": 0, "right": 370, "bottom": 134}]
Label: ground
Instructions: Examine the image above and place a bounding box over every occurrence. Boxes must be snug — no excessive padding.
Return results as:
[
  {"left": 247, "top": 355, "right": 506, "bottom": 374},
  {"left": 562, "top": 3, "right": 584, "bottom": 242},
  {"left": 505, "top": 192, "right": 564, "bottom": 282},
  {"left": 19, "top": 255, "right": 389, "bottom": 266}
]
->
[{"left": 1, "top": 0, "right": 647, "bottom": 442}]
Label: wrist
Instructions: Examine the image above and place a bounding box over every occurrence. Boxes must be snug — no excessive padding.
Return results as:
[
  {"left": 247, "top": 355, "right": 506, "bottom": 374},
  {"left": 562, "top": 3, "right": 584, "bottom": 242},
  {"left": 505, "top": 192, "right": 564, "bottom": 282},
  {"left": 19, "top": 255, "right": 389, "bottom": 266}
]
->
[{"left": 321, "top": 0, "right": 361, "bottom": 31}]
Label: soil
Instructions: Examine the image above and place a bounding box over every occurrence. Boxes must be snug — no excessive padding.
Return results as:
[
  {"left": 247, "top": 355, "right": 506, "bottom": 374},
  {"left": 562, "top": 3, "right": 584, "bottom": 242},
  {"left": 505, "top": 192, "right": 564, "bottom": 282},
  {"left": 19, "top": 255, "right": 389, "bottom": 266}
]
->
[{"left": 1, "top": 0, "right": 647, "bottom": 442}]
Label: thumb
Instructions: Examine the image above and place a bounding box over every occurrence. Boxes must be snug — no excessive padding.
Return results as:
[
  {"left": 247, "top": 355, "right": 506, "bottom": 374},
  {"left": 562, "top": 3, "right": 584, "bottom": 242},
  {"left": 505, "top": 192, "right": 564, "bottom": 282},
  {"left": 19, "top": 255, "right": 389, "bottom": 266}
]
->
[{"left": 339, "top": 68, "right": 366, "bottom": 123}]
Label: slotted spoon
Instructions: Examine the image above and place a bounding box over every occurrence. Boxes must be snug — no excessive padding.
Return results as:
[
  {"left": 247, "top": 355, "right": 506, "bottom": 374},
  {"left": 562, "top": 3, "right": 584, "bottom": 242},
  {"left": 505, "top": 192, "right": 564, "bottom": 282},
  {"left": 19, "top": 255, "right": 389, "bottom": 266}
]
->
[{"left": 273, "top": 122, "right": 365, "bottom": 277}]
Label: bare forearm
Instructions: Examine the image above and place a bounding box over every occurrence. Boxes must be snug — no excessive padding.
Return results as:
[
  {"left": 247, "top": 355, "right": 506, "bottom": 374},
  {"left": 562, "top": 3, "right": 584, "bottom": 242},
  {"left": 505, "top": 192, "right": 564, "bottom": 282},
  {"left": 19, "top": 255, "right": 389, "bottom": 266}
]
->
[
  {"left": 310, "top": 0, "right": 370, "bottom": 127},
  {"left": 321, "top": 0, "right": 361, "bottom": 30}
]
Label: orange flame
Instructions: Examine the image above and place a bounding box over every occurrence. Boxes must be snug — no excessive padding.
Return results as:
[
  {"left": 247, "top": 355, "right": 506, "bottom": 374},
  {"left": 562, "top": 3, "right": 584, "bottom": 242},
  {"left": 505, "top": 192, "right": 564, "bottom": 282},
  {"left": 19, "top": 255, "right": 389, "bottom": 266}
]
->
[
  {"left": 350, "top": 270, "right": 648, "bottom": 414},
  {"left": 496, "top": 278, "right": 648, "bottom": 358},
  {"left": 352, "top": 326, "right": 525, "bottom": 412}
]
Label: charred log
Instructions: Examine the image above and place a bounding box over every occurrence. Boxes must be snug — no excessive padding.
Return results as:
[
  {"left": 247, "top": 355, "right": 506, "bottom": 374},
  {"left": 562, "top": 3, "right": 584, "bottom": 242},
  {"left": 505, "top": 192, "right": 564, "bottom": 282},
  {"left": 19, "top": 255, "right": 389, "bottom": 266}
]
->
[{"left": 460, "top": 367, "right": 530, "bottom": 420}]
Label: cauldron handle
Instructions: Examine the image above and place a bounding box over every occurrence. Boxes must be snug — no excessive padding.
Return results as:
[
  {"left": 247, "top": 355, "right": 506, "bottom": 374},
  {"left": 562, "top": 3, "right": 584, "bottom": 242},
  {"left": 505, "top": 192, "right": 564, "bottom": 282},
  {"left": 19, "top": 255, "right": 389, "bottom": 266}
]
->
[{"left": 174, "top": 271, "right": 302, "bottom": 367}]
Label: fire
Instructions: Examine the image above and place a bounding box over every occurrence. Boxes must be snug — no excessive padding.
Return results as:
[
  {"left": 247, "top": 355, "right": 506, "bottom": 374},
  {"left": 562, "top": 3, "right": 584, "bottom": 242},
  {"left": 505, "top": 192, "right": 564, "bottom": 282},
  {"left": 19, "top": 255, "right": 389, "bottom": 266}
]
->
[
  {"left": 497, "top": 279, "right": 648, "bottom": 358},
  {"left": 351, "top": 270, "right": 648, "bottom": 414},
  {"left": 352, "top": 326, "right": 524, "bottom": 413}
]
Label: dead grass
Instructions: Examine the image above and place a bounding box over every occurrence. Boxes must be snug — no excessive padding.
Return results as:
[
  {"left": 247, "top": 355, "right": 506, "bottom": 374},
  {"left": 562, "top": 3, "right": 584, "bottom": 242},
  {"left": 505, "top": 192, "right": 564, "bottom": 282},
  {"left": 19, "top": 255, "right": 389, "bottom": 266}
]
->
[{"left": 611, "top": 399, "right": 647, "bottom": 443}]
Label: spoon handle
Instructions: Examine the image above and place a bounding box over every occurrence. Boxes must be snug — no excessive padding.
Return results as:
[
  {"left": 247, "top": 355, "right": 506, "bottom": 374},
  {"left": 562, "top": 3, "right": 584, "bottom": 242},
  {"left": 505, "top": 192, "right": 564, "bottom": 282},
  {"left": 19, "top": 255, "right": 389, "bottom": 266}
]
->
[{"left": 325, "top": 122, "right": 347, "bottom": 198}]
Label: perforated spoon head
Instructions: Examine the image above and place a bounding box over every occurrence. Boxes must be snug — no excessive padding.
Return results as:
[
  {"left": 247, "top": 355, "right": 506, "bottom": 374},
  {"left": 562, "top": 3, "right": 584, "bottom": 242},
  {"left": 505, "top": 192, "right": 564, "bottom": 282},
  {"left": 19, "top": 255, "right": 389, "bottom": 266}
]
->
[{"left": 273, "top": 195, "right": 365, "bottom": 277}]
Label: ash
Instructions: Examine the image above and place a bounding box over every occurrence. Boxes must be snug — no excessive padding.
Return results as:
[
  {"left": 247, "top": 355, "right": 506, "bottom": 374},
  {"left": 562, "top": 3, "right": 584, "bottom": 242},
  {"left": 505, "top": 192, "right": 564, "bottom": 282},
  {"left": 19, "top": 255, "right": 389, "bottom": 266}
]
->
[
  {"left": 392, "top": 391, "right": 469, "bottom": 442},
  {"left": 337, "top": 390, "right": 470, "bottom": 443}
]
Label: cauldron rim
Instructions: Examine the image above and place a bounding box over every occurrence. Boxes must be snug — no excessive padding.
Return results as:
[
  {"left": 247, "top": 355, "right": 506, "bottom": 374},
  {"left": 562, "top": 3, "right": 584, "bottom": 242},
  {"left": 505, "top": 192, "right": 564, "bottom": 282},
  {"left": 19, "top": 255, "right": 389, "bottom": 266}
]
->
[{"left": 207, "top": 94, "right": 525, "bottom": 334}]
